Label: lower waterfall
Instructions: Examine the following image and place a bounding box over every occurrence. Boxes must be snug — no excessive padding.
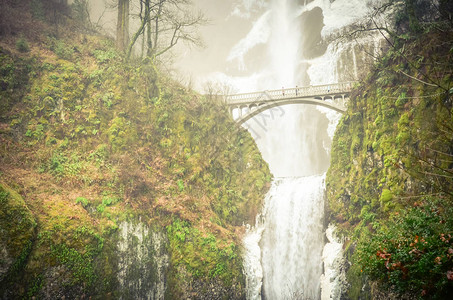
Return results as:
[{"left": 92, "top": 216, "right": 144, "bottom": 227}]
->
[{"left": 244, "top": 175, "right": 326, "bottom": 300}]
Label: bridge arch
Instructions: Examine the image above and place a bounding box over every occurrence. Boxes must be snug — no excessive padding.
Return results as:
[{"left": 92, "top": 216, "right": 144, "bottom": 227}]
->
[
  {"left": 234, "top": 98, "right": 347, "bottom": 126},
  {"left": 223, "top": 82, "right": 355, "bottom": 124}
]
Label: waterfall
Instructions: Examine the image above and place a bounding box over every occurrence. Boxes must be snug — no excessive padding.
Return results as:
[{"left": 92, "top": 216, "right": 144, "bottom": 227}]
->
[
  {"left": 260, "top": 176, "right": 326, "bottom": 299},
  {"left": 244, "top": 176, "right": 326, "bottom": 300},
  {"left": 238, "top": 1, "right": 378, "bottom": 299},
  {"left": 242, "top": 1, "right": 331, "bottom": 298}
]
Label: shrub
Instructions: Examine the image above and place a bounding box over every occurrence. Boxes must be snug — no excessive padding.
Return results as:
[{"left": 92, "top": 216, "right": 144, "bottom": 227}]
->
[
  {"left": 177, "top": 179, "right": 184, "bottom": 192},
  {"left": 54, "top": 40, "right": 74, "bottom": 60},
  {"left": 47, "top": 38, "right": 74, "bottom": 60},
  {"left": 30, "top": 0, "right": 44, "bottom": 20},
  {"left": 16, "top": 36, "right": 30, "bottom": 53},
  {"left": 92, "top": 49, "right": 117, "bottom": 64},
  {"left": 357, "top": 197, "right": 453, "bottom": 299},
  {"left": 75, "top": 197, "right": 89, "bottom": 208}
]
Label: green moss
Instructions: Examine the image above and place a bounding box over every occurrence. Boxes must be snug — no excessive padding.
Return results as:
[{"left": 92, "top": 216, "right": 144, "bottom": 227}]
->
[
  {"left": 379, "top": 189, "right": 394, "bottom": 212},
  {"left": 0, "top": 183, "right": 36, "bottom": 285},
  {"left": 50, "top": 243, "right": 97, "bottom": 285},
  {"left": 166, "top": 218, "right": 244, "bottom": 290},
  {"left": 327, "top": 29, "right": 453, "bottom": 299},
  {"left": 0, "top": 5, "right": 271, "bottom": 297},
  {"left": 107, "top": 117, "right": 137, "bottom": 152},
  {"left": 380, "top": 189, "right": 393, "bottom": 202}
]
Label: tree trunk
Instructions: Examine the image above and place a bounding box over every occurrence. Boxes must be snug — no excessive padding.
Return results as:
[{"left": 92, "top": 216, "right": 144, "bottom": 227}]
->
[
  {"left": 146, "top": 0, "right": 153, "bottom": 58},
  {"left": 116, "top": 0, "right": 130, "bottom": 52}
]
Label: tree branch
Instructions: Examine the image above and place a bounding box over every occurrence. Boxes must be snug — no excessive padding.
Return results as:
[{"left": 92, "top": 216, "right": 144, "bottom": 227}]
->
[{"left": 398, "top": 69, "right": 438, "bottom": 87}]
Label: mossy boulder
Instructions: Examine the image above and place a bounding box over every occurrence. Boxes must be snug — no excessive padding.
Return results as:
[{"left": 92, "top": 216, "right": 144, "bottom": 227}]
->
[{"left": 0, "top": 183, "right": 36, "bottom": 284}]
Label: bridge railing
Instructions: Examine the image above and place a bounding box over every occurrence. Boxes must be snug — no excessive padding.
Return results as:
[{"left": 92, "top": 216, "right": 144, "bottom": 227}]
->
[{"left": 224, "top": 82, "right": 355, "bottom": 105}]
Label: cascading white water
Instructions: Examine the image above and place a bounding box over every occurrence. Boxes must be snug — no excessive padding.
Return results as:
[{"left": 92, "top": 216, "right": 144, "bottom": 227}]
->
[
  {"left": 260, "top": 176, "right": 326, "bottom": 299},
  {"left": 243, "top": 144, "right": 329, "bottom": 300},
  {"left": 241, "top": 1, "right": 330, "bottom": 298},
  {"left": 237, "top": 1, "right": 379, "bottom": 299},
  {"left": 243, "top": 175, "right": 326, "bottom": 300}
]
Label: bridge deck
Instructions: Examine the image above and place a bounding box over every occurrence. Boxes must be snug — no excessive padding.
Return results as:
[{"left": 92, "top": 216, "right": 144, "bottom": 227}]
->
[{"left": 225, "top": 82, "right": 355, "bottom": 106}]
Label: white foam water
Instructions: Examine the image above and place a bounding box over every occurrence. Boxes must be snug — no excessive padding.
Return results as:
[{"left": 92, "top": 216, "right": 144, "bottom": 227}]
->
[
  {"left": 240, "top": 0, "right": 379, "bottom": 299},
  {"left": 243, "top": 175, "right": 326, "bottom": 299}
]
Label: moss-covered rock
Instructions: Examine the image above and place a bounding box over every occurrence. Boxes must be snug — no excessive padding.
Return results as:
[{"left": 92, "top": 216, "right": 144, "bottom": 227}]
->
[
  {"left": 0, "top": 1, "right": 271, "bottom": 298},
  {"left": 0, "top": 182, "right": 36, "bottom": 291},
  {"left": 327, "top": 28, "right": 453, "bottom": 299}
]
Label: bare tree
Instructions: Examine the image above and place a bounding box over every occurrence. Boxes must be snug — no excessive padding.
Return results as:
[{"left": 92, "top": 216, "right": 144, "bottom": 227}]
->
[
  {"left": 202, "top": 80, "right": 237, "bottom": 104},
  {"left": 126, "top": 0, "right": 206, "bottom": 60},
  {"left": 72, "top": 0, "right": 107, "bottom": 32},
  {"left": 338, "top": 0, "right": 452, "bottom": 93}
]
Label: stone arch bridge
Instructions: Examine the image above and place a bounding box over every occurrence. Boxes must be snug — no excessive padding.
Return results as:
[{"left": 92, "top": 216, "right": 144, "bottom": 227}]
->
[{"left": 224, "top": 82, "right": 355, "bottom": 125}]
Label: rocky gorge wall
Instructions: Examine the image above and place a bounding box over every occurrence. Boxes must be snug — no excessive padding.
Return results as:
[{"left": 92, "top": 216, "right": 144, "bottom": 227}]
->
[
  {"left": 326, "top": 27, "right": 453, "bottom": 299},
  {"left": 0, "top": 2, "right": 271, "bottom": 298}
]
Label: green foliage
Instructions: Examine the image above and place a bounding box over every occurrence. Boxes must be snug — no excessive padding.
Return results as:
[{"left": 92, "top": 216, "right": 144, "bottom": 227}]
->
[
  {"left": 50, "top": 243, "right": 98, "bottom": 286},
  {"left": 37, "top": 150, "right": 90, "bottom": 181},
  {"left": 167, "top": 218, "right": 190, "bottom": 243},
  {"left": 0, "top": 189, "right": 8, "bottom": 205},
  {"left": 101, "top": 91, "right": 115, "bottom": 108},
  {"left": 97, "top": 196, "right": 120, "bottom": 214},
  {"left": 166, "top": 218, "right": 243, "bottom": 284},
  {"left": 48, "top": 152, "right": 65, "bottom": 175},
  {"left": 30, "top": 0, "right": 44, "bottom": 20},
  {"left": 26, "top": 275, "right": 43, "bottom": 299},
  {"left": 356, "top": 198, "right": 453, "bottom": 298},
  {"left": 16, "top": 36, "right": 30, "bottom": 53},
  {"left": 396, "top": 92, "right": 409, "bottom": 108},
  {"left": 327, "top": 28, "right": 453, "bottom": 299},
  {"left": 88, "top": 69, "right": 104, "bottom": 87},
  {"left": 47, "top": 37, "right": 74, "bottom": 60},
  {"left": 107, "top": 117, "right": 136, "bottom": 152},
  {"left": 0, "top": 12, "right": 270, "bottom": 298},
  {"left": 101, "top": 196, "right": 119, "bottom": 206},
  {"left": 75, "top": 196, "right": 89, "bottom": 207},
  {"left": 390, "top": 0, "right": 449, "bottom": 39},
  {"left": 0, "top": 184, "right": 36, "bottom": 286},
  {"left": 88, "top": 144, "right": 109, "bottom": 165},
  {"left": 29, "top": 205, "right": 106, "bottom": 294},
  {"left": 0, "top": 50, "right": 36, "bottom": 116},
  {"left": 92, "top": 49, "right": 118, "bottom": 64},
  {"left": 176, "top": 179, "right": 184, "bottom": 192},
  {"left": 25, "top": 123, "right": 45, "bottom": 140},
  {"left": 71, "top": 0, "right": 90, "bottom": 29},
  {"left": 359, "top": 205, "right": 376, "bottom": 223}
]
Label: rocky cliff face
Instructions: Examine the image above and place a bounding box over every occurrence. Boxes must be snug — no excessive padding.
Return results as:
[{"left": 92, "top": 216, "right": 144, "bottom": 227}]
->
[
  {"left": 326, "top": 27, "right": 453, "bottom": 299},
  {"left": 0, "top": 2, "right": 271, "bottom": 298},
  {"left": 116, "top": 221, "right": 168, "bottom": 299}
]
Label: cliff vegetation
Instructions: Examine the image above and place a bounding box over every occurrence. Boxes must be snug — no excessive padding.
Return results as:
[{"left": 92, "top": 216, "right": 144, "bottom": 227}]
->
[
  {"left": 0, "top": 1, "right": 271, "bottom": 298},
  {"left": 327, "top": 1, "right": 453, "bottom": 299}
]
